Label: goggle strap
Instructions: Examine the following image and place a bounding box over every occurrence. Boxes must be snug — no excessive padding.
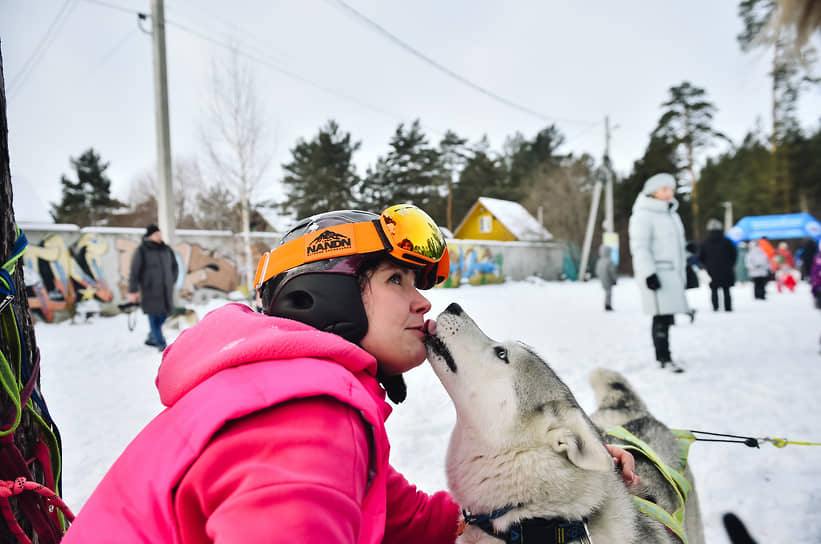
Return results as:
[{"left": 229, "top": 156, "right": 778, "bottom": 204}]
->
[
  {"left": 254, "top": 251, "right": 270, "bottom": 289},
  {"left": 257, "top": 222, "right": 389, "bottom": 288}
]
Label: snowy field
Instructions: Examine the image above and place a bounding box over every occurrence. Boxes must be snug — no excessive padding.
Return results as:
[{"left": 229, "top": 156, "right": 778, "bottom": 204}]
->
[{"left": 35, "top": 276, "right": 821, "bottom": 542}]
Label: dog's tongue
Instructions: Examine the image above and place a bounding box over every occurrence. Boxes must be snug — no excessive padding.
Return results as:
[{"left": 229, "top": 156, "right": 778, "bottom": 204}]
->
[{"left": 424, "top": 319, "right": 437, "bottom": 336}]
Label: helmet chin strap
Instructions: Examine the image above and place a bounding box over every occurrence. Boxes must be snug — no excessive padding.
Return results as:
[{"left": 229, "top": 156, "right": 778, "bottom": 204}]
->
[{"left": 376, "top": 369, "right": 407, "bottom": 404}]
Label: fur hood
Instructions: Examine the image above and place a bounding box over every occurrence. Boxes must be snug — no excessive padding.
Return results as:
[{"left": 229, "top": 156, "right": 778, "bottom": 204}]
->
[{"left": 157, "top": 303, "right": 378, "bottom": 407}]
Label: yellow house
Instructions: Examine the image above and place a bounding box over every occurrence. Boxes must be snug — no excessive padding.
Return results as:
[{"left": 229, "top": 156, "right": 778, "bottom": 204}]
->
[{"left": 453, "top": 197, "right": 553, "bottom": 241}]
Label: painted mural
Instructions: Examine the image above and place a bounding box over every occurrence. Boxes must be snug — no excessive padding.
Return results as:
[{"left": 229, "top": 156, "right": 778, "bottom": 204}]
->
[
  {"left": 437, "top": 242, "right": 504, "bottom": 288},
  {"left": 24, "top": 233, "right": 114, "bottom": 322},
  {"left": 25, "top": 232, "right": 242, "bottom": 322}
]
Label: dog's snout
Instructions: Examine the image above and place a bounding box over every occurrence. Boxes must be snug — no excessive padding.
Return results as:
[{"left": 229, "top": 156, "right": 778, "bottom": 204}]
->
[{"left": 444, "top": 303, "right": 464, "bottom": 316}]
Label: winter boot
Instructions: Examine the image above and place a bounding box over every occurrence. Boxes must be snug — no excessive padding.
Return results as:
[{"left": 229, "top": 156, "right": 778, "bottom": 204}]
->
[
  {"left": 659, "top": 358, "right": 685, "bottom": 373},
  {"left": 605, "top": 304, "right": 613, "bottom": 311}
]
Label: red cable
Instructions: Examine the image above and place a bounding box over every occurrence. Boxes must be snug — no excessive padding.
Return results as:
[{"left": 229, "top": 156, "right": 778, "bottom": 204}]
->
[{"left": 0, "top": 478, "right": 75, "bottom": 544}]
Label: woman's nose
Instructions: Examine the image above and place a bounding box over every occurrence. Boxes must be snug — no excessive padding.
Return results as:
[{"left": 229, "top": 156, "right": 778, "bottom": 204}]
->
[{"left": 413, "top": 290, "right": 431, "bottom": 314}]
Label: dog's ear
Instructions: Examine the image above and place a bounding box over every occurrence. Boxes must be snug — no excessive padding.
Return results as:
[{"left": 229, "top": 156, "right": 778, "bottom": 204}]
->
[{"left": 546, "top": 412, "right": 613, "bottom": 472}]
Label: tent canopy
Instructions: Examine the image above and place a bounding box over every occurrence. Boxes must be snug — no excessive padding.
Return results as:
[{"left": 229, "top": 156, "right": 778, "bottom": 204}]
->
[{"left": 727, "top": 213, "right": 821, "bottom": 244}]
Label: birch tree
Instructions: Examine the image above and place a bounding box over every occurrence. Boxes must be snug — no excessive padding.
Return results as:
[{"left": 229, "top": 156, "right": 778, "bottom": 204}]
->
[{"left": 202, "top": 50, "right": 272, "bottom": 293}]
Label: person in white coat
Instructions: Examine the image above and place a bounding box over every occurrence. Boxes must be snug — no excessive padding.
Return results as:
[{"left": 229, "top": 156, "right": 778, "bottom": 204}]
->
[{"left": 628, "top": 173, "right": 691, "bottom": 372}]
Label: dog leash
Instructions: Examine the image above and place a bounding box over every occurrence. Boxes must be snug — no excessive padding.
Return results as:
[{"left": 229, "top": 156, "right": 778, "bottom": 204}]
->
[{"left": 681, "top": 430, "right": 821, "bottom": 449}]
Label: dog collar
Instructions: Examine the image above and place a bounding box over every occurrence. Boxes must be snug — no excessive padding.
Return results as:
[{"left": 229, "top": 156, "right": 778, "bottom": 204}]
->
[{"left": 463, "top": 506, "right": 591, "bottom": 543}]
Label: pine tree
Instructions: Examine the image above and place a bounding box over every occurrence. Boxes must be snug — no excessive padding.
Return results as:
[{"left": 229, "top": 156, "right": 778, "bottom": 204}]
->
[
  {"left": 281, "top": 120, "right": 361, "bottom": 218},
  {"left": 737, "top": 0, "right": 820, "bottom": 212},
  {"left": 438, "top": 130, "right": 468, "bottom": 231},
  {"left": 452, "top": 137, "right": 504, "bottom": 226},
  {"left": 652, "top": 82, "right": 728, "bottom": 237},
  {"left": 499, "top": 125, "right": 565, "bottom": 202},
  {"left": 50, "top": 148, "right": 124, "bottom": 225},
  {"left": 358, "top": 120, "right": 445, "bottom": 222}
]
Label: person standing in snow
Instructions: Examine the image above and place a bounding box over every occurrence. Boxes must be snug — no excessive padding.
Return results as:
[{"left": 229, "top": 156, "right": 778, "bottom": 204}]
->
[
  {"left": 63, "top": 204, "right": 640, "bottom": 543},
  {"left": 698, "top": 218, "right": 737, "bottom": 312},
  {"left": 628, "top": 173, "right": 691, "bottom": 373},
  {"left": 745, "top": 239, "right": 771, "bottom": 300},
  {"left": 595, "top": 244, "right": 617, "bottom": 311},
  {"left": 127, "top": 224, "right": 178, "bottom": 351},
  {"left": 810, "top": 241, "right": 821, "bottom": 352}
]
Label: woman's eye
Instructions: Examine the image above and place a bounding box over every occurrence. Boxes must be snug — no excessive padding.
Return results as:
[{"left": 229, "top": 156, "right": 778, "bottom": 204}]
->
[
  {"left": 494, "top": 347, "right": 508, "bottom": 362},
  {"left": 389, "top": 273, "right": 402, "bottom": 285}
]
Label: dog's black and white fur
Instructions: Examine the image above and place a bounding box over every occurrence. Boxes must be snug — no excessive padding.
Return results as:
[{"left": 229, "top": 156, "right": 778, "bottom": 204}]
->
[{"left": 425, "top": 303, "right": 705, "bottom": 543}]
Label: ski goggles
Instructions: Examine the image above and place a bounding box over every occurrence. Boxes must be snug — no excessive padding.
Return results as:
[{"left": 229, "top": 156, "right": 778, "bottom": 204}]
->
[{"left": 255, "top": 204, "right": 450, "bottom": 290}]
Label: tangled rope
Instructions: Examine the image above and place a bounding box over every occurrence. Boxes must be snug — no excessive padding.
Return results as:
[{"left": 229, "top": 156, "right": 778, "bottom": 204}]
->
[{"left": 0, "top": 478, "right": 74, "bottom": 544}]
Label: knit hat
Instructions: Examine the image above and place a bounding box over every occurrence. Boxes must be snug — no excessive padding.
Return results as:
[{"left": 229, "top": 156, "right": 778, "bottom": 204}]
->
[
  {"left": 641, "top": 173, "right": 676, "bottom": 196},
  {"left": 145, "top": 224, "right": 160, "bottom": 237},
  {"left": 706, "top": 218, "right": 723, "bottom": 231}
]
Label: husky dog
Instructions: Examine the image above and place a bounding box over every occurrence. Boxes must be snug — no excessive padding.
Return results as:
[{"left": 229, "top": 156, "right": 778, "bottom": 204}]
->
[
  {"left": 425, "top": 303, "right": 704, "bottom": 543},
  {"left": 163, "top": 307, "right": 200, "bottom": 331}
]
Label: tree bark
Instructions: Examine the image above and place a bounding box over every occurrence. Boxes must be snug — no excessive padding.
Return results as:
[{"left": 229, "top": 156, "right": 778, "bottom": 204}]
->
[{"left": 1, "top": 41, "right": 58, "bottom": 543}]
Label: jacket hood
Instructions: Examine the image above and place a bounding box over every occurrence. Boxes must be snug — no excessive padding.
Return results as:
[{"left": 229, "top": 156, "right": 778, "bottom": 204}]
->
[
  {"left": 632, "top": 193, "right": 679, "bottom": 214},
  {"left": 156, "top": 303, "right": 378, "bottom": 407}
]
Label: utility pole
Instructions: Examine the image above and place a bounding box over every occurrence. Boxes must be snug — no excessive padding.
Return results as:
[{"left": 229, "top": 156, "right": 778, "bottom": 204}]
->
[
  {"left": 578, "top": 116, "right": 618, "bottom": 280},
  {"left": 150, "top": 0, "right": 176, "bottom": 247},
  {"left": 603, "top": 116, "right": 614, "bottom": 235}
]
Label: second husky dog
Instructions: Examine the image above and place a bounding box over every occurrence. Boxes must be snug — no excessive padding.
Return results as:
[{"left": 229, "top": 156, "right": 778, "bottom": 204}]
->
[{"left": 425, "top": 302, "right": 704, "bottom": 543}]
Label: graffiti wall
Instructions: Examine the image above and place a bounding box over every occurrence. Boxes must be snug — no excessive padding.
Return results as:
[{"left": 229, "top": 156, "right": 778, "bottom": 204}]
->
[
  {"left": 20, "top": 225, "right": 280, "bottom": 322},
  {"left": 437, "top": 239, "right": 563, "bottom": 288},
  {"left": 18, "top": 224, "right": 563, "bottom": 320}
]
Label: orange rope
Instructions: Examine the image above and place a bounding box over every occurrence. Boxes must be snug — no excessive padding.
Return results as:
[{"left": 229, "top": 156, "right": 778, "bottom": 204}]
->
[{"left": 0, "top": 478, "right": 74, "bottom": 544}]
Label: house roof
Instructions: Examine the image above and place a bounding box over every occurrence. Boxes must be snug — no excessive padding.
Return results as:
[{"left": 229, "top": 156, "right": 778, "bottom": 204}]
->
[{"left": 469, "top": 197, "right": 553, "bottom": 241}]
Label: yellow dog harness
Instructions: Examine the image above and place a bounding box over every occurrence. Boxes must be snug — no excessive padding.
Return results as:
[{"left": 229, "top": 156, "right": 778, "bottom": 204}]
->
[{"left": 606, "top": 426, "right": 696, "bottom": 544}]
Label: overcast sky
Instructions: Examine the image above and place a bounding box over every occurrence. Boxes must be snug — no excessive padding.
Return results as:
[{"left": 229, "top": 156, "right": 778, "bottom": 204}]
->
[{"left": 2, "top": 0, "right": 820, "bottom": 213}]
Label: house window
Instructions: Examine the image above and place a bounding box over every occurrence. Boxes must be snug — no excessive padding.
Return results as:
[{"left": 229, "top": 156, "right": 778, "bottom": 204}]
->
[{"left": 479, "top": 214, "right": 493, "bottom": 233}]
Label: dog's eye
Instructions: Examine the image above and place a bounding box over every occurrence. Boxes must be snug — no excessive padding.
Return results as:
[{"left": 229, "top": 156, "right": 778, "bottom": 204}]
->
[{"left": 494, "top": 346, "right": 508, "bottom": 362}]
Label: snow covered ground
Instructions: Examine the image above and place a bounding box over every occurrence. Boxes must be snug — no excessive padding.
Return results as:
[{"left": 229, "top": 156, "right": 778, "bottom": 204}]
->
[{"left": 35, "top": 276, "right": 821, "bottom": 542}]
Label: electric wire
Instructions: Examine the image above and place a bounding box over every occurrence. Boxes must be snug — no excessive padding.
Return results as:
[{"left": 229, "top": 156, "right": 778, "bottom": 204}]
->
[
  {"left": 80, "top": 0, "right": 139, "bottom": 16},
  {"left": 321, "top": 0, "right": 596, "bottom": 126},
  {"left": 163, "top": 17, "right": 447, "bottom": 137},
  {"left": 72, "top": 0, "right": 447, "bottom": 137},
  {"left": 8, "top": 0, "right": 78, "bottom": 100},
  {"left": 82, "top": 27, "right": 138, "bottom": 78}
]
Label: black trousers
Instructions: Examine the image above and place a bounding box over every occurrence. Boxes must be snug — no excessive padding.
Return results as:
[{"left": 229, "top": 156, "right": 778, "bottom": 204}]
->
[
  {"left": 752, "top": 277, "right": 768, "bottom": 299},
  {"left": 652, "top": 314, "right": 674, "bottom": 362},
  {"left": 711, "top": 286, "right": 732, "bottom": 311}
]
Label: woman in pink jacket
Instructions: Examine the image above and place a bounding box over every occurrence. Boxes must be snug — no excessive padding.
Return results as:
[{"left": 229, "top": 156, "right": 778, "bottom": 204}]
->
[{"left": 63, "top": 204, "right": 635, "bottom": 543}]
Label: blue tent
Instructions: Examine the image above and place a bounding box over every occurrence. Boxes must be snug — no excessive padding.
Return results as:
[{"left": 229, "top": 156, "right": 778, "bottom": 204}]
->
[{"left": 727, "top": 213, "right": 821, "bottom": 244}]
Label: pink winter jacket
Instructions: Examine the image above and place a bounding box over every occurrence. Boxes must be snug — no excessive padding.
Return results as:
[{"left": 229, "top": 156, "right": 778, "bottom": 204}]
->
[{"left": 62, "top": 303, "right": 459, "bottom": 543}]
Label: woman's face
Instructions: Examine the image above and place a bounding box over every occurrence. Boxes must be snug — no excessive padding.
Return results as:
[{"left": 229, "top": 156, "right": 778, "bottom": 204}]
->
[
  {"left": 360, "top": 261, "right": 432, "bottom": 375},
  {"left": 652, "top": 185, "right": 675, "bottom": 202}
]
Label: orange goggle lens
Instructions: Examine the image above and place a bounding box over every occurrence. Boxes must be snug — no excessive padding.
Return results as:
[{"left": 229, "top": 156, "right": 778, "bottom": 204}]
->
[
  {"left": 379, "top": 204, "right": 447, "bottom": 265},
  {"left": 254, "top": 204, "right": 450, "bottom": 290}
]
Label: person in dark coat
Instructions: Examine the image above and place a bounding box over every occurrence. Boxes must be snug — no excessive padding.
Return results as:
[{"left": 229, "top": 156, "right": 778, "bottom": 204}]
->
[
  {"left": 128, "top": 224, "right": 179, "bottom": 350},
  {"left": 698, "top": 218, "right": 737, "bottom": 312},
  {"left": 798, "top": 237, "right": 818, "bottom": 281}
]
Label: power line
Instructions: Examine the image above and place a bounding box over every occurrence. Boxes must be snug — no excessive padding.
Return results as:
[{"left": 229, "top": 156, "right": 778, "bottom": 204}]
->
[
  {"left": 80, "top": 0, "right": 139, "bottom": 17},
  {"left": 163, "top": 17, "right": 447, "bottom": 138},
  {"left": 8, "top": 0, "right": 78, "bottom": 99},
  {"left": 74, "top": 0, "right": 447, "bottom": 136},
  {"left": 322, "top": 0, "right": 595, "bottom": 126},
  {"left": 82, "top": 27, "right": 138, "bottom": 78}
]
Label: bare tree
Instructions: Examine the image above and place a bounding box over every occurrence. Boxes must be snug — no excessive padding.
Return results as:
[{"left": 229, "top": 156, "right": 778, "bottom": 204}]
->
[
  {"left": 521, "top": 155, "right": 595, "bottom": 247},
  {"left": 127, "top": 156, "right": 205, "bottom": 228},
  {"left": 201, "top": 49, "right": 273, "bottom": 292}
]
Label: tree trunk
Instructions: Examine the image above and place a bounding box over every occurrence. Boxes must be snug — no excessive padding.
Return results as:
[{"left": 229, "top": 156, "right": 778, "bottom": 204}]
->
[{"left": 1, "top": 42, "right": 62, "bottom": 542}]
